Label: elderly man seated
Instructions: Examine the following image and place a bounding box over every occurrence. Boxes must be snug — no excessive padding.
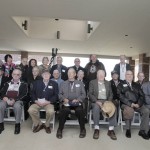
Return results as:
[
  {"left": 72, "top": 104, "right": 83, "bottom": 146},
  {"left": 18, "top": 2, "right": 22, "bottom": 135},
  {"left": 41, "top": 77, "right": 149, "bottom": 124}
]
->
[
  {"left": 0, "top": 68, "right": 28, "bottom": 134},
  {"left": 117, "top": 70, "right": 149, "bottom": 139},
  {"left": 89, "top": 70, "right": 117, "bottom": 140},
  {"left": 28, "top": 71, "right": 58, "bottom": 134},
  {"left": 56, "top": 68, "right": 86, "bottom": 139}
]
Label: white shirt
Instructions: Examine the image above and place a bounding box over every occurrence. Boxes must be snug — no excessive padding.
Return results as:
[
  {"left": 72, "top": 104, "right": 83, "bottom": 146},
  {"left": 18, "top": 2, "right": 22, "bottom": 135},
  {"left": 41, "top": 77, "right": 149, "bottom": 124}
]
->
[{"left": 120, "top": 63, "right": 126, "bottom": 80}]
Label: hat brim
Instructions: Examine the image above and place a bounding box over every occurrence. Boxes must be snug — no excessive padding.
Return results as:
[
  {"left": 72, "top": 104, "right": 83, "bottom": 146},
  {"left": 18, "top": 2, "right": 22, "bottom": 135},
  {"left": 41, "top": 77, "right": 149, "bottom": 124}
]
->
[{"left": 101, "top": 101, "right": 116, "bottom": 118}]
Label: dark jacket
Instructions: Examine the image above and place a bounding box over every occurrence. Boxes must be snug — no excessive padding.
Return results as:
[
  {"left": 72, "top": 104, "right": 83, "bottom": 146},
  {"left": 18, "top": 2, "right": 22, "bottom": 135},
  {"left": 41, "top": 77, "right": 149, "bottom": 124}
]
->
[
  {"left": 0, "top": 76, "right": 9, "bottom": 91},
  {"left": 19, "top": 63, "right": 28, "bottom": 82},
  {"left": 0, "top": 80, "right": 28, "bottom": 101},
  {"left": 110, "top": 79, "right": 122, "bottom": 100},
  {"left": 89, "top": 79, "right": 113, "bottom": 103},
  {"left": 31, "top": 79, "right": 59, "bottom": 104},
  {"left": 117, "top": 80, "right": 144, "bottom": 107},
  {"left": 85, "top": 60, "right": 106, "bottom": 82},
  {"left": 50, "top": 64, "right": 68, "bottom": 81},
  {"left": 114, "top": 63, "right": 131, "bottom": 79}
]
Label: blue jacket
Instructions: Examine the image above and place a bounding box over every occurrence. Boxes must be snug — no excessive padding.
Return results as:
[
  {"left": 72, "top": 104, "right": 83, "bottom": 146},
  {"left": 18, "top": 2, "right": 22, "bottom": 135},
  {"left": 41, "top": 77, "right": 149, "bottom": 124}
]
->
[{"left": 31, "top": 79, "right": 59, "bottom": 104}]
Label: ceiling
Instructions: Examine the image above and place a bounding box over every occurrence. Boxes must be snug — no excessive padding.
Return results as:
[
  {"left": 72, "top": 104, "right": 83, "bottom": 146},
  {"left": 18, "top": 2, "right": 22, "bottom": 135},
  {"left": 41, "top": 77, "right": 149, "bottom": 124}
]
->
[{"left": 0, "top": 0, "right": 150, "bottom": 57}]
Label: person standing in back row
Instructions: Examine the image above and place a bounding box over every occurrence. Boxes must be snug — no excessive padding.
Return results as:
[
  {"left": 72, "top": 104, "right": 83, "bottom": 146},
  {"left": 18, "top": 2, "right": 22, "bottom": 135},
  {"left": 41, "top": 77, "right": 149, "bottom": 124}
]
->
[
  {"left": 50, "top": 56, "right": 68, "bottom": 81},
  {"left": 114, "top": 55, "right": 131, "bottom": 80},
  {"left": 85, "top": 54, "right": 106, "bottom": 89}
]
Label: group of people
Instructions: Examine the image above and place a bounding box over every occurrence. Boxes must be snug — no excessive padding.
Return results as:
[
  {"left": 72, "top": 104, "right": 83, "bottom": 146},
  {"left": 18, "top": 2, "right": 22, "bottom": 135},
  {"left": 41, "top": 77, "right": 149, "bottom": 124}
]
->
[{"left": 0, "top": 54, "right": 150, "bottom": 141}]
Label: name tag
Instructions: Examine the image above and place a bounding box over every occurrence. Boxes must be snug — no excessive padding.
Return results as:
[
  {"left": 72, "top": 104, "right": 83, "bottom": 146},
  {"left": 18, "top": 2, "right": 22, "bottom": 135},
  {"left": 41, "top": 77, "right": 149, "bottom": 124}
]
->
[
  {"left": 75, "top": 84, "right": 80, "bottom": 87},
  {"left": 48, "top": 86, "right": 53, "bottom": 89},
  {"left": 123, "top": 84, "right": 128, "bottom": 87},
  {"left": 62, "top": 69, "right": 65, "bottom": 72}
]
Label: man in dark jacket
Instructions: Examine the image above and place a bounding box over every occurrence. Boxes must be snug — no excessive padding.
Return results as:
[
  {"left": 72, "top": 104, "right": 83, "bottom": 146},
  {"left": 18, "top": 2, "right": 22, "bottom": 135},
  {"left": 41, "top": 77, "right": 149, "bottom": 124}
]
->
[
  {"left": 117, "top": 70, "right": 149, "bottom": 139},
  {"left": 110, "top": 70, "right": 122, "bottom": 106},
  {"left": 85, "top": 54, "right": 106, "bottom": 88},
  {"left": 28, "top": 71, "right": 58, "bottom": 134},
  {"left": 68, "top": 58, "right": 85, "bottom": 79},
  {"left": 114, "top": 55, "right": 131, "bottom": 80},
  {"left": 0, "top": 68, "right": 28, "bottom": 134},
  {"left": 50, "top": 56, "right": 68, "bottom": 81}
]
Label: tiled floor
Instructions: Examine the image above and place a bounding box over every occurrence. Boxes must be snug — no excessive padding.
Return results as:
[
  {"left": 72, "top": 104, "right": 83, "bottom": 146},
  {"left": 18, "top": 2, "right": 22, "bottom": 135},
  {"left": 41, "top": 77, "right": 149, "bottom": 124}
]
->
[{"left": 0, "top": 118, "right": 150, "bottom": 150}]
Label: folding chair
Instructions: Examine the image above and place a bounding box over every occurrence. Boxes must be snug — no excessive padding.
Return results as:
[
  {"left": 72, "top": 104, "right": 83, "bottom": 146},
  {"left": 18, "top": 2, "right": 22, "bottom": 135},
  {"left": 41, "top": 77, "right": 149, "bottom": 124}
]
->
[
  {"left": 32, "top": 109, "right": 55, "bottom": 131},
  {"left": 89, "top": 109, "right": 109, "bottom": 129},
  {"left": 4, "top": 106, "right": 25, "bottom": 122},
  {"left": 118, "top": 108, "right": 141, "bottom": 132}
]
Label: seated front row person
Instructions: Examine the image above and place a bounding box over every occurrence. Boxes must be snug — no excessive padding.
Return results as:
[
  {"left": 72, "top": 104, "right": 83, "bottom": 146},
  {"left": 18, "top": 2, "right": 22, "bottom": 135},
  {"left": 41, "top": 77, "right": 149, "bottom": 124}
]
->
[
  {"left": 28, "top": 71, "right": 58, "bottom": 134},
  {"left": 89, "top": 70, "right": 117, "bottom": 140},
  {"left": 117, "top": 70, "right": 149, "bottom": 140},
  {"left": 0, "top": 68, "right": 28, "bottom": 134},
  {"left": 56, "top": 68, "right": 86, "bottom": 139}
]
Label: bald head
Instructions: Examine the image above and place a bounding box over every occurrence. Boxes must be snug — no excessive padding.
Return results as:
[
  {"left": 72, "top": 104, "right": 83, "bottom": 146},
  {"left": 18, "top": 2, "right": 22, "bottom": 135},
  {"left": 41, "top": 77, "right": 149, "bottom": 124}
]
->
[
  {"left": 125, "top": 70, "right": 133, "bottom": 83},
  {"left": 74, "top": 58, "right": 80, "bottom": 67}
]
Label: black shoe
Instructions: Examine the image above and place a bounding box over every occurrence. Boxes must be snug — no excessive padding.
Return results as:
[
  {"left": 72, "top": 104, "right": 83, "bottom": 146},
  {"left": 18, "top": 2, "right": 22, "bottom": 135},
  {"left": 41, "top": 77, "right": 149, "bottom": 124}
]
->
[
  {"left": 79, "top": 128, "right": 86, "bottom": 138},
  {"left": 138, "top": 130, "right": 149, "bottom": 140},
  {"left": 126, "top": 129, "right": 131, "bottom": 138},
  {"left": 148, "top": 130, "right": 150, "bottom": 138},
  {"left": 14, "top": 123, "right": 20, "bottom": 134},
  {"left": 56, "top": 129, "right": 62, "bottom": 139},
  {"left": 0, "top": 122, "right": 4, "bottom": 134}
]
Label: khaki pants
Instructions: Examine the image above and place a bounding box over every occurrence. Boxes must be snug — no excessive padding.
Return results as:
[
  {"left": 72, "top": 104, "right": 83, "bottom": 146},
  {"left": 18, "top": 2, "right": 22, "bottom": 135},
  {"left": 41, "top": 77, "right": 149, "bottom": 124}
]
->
[{"left": 28, "top": 104, "right": 54, "bottom": 127}]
